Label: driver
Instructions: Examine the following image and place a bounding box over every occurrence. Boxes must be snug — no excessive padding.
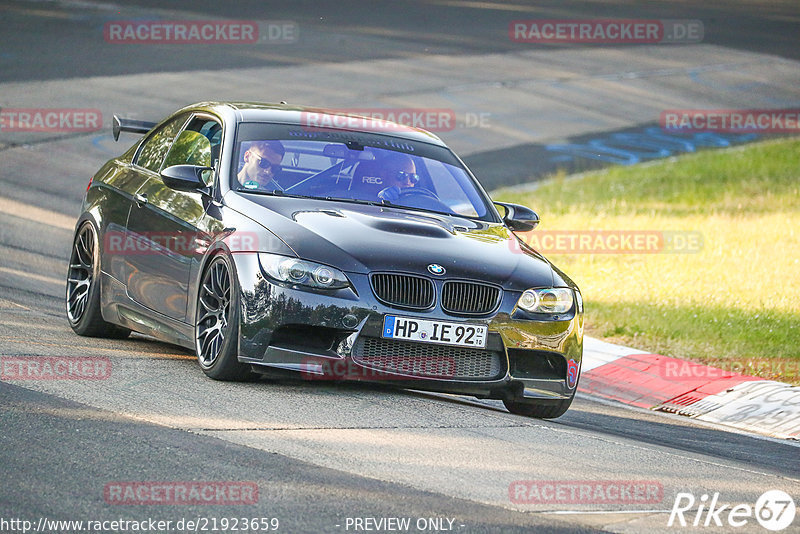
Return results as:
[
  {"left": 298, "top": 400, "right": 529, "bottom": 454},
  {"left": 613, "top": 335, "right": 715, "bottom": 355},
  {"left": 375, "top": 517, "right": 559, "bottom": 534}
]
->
[
  {"left": 377, "top": 153, "right": 419, "bottom": 202},
  {"left": 238, "top": 140, "right": 285, "bottom": 191}
]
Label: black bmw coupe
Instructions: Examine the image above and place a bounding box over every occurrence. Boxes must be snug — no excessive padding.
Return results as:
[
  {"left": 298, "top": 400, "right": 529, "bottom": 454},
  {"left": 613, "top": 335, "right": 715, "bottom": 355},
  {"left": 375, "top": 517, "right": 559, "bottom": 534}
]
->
[{"left": 66, "top": 102, "right": 583, "bottom": 418}]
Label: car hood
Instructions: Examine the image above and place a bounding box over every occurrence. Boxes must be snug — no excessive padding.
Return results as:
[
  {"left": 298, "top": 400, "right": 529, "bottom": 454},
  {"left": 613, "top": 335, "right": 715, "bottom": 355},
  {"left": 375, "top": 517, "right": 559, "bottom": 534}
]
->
[{"left": 226, "top": 193, "right": 556, "bottom": 290}]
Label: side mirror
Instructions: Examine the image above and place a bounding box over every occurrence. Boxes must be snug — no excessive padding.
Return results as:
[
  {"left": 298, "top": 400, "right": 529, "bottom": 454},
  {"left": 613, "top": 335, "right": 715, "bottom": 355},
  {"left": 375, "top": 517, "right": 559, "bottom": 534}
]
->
[
  {"left": 161, "top": 164, "right": 212, "bottom": 194},
  {"left": 494, "top": 202, "right": 540, "bottom": 232}
]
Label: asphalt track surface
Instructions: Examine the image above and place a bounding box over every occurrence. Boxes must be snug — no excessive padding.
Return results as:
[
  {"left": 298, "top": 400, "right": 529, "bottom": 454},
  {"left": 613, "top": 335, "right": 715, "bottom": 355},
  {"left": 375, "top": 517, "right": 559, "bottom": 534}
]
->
[{"left": 1, "top": 1, "right": 799, "bottom": 533}]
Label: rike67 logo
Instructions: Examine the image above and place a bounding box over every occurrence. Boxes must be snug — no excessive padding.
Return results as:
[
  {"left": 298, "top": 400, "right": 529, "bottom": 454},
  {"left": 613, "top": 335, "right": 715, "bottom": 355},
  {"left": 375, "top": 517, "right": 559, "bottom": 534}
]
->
[{"left": 668, "top": 490, "right": 796, "bottom": 531}]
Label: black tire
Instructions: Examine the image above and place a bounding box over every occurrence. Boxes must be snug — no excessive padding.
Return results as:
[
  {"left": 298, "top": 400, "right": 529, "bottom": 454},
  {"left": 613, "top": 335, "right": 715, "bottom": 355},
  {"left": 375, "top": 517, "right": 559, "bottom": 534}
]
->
[
  {"left": 66, "top": 221, "right": 131, "bottom": 338},
  {"left": 503, "top": 389, "right": 576, "bottom": 419},
  {"left": 195, "top": 254, "right": 251, "bottom": 381}
]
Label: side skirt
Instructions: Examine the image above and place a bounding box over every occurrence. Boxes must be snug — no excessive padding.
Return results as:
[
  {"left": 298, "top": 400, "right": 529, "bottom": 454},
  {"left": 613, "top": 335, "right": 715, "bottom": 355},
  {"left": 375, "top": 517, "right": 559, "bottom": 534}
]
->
[{"left": 99, "top": 272, "right": 195, "bottom": 350}]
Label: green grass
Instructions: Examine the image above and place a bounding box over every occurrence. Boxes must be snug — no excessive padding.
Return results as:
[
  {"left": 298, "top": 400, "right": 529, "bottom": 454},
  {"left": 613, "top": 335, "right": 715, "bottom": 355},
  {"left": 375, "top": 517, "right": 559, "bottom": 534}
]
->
[{"left": 495, "top": 138, "right": 800, "bottom": 384}]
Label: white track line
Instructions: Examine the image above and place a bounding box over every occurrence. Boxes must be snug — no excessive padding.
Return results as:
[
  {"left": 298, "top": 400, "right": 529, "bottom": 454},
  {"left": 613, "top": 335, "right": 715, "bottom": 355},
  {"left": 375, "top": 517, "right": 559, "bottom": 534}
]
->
[{"left": 0, "top": 196, "right": 75, "bottom": 231}]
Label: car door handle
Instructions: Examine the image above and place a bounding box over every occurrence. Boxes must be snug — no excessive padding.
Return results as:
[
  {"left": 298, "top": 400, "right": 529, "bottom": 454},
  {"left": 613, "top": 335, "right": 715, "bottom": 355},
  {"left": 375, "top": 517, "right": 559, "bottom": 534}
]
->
[{"left": 134, "top": 193, "right": 148, "bottom": 206}]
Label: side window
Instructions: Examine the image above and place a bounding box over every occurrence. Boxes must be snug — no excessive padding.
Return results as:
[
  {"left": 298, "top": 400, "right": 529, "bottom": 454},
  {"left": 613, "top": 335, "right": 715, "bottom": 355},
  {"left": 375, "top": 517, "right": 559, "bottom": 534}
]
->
[
  {"left": 162, "top": 116, "right": 222, "bottom": 185},
  {"left": 134, "top": 115, "right": 188, "bottom": 172},
  {"left": 187, "top": 117, "right": 222, "bottom": 165}
]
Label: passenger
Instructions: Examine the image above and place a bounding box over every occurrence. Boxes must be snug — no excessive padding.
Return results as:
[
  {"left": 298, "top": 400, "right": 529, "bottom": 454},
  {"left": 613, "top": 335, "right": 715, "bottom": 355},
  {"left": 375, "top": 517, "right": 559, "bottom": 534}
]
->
[
  {"left": 377, "top": 153, "right": 419, "bottom": 202},
  {"left": 238, "top": 140, "right": 285, "bottom": 191}
]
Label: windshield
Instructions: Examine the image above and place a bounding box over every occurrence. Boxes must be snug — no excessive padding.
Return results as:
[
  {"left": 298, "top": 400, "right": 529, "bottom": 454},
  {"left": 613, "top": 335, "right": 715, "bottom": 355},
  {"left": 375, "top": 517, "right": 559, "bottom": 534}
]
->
[{"left": 231, "top": 123, "right": 495, "bottom": 221}]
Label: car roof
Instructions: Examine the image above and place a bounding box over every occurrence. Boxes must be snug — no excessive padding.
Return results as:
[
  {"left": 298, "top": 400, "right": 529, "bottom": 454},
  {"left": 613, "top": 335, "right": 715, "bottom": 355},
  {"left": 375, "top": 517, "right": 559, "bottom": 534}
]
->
[{"left": 181, "top": 101, "right": 448, "bottom": 147}]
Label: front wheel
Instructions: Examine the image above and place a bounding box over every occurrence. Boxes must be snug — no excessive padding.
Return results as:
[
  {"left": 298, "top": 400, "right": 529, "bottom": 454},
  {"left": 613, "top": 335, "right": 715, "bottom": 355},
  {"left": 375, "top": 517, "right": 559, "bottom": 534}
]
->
[
  {"left": 66, "top": 221, "right": 130, "bottom": 338},
  {"left": 195, "top": 254, "right": 251, "bottom": 381},
  {"left": 503, "top": 389, "right": 576, "bottom": 419}
]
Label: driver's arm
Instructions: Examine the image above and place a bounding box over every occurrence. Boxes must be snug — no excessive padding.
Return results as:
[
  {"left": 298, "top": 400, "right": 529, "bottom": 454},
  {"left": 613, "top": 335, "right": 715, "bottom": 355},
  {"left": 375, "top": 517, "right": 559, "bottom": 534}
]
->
[{"left": 377, "top": 185, "right": 401, "bottom": 202}]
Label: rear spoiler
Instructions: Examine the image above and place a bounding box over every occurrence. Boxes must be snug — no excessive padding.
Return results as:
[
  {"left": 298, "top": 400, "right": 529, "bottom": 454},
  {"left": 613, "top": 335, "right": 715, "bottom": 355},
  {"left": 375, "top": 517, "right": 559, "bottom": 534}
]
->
[{"left": 112, "top": 115, "right": 157, "bottom": 141}]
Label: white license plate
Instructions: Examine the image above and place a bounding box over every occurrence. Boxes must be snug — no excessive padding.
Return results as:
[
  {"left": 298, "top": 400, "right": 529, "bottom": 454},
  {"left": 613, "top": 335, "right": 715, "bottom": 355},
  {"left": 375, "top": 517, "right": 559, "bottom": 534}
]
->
[{"left": 382, "top": 316, "right": 488, "bottom": 348}]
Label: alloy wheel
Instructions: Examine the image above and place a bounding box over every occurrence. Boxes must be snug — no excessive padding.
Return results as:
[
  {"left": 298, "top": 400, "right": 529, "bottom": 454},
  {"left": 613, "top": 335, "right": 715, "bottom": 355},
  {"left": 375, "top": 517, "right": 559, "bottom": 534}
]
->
[
  {"left": 66, "top": 224, "right": 95, "bottom": 323},
  {"left": 196, "top": 259, "right": 231, "bottom": 368}
]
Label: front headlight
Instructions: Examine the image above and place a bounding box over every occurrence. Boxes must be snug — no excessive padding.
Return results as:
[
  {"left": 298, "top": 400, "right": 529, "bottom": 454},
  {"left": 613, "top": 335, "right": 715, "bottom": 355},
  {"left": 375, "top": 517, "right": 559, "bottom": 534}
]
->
[
  {"left": 258, "top": 253, "right": 350, "bottom": 289},
  {"left": 517, "top": 288, "right": 574, "bottom": 314}
]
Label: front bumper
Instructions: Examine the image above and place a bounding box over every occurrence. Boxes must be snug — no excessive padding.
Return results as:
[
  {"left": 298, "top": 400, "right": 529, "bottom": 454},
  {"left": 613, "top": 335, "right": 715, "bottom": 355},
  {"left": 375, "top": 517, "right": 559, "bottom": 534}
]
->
[{"left": 231, "top": 253, "right": 583, "bottom": 401}]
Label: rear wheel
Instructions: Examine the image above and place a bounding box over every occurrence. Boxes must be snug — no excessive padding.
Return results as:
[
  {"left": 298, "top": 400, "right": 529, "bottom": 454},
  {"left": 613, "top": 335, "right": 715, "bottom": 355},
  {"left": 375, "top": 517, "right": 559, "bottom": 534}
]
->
[
  {"left": 195, "top": 254, "right": 251, "bottom": 381},
  {"left": 503, "top": 389, "right": 576, "bottom": 419},
  {"left": 66, "top": 222, "right": 130, "bottom": 338}
]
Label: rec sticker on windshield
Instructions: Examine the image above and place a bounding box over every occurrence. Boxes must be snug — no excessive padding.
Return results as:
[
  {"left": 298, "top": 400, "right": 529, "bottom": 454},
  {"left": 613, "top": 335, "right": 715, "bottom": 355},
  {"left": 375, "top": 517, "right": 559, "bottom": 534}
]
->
[{"left": 383, "top": 316, "right": 487, "bottom": 348}]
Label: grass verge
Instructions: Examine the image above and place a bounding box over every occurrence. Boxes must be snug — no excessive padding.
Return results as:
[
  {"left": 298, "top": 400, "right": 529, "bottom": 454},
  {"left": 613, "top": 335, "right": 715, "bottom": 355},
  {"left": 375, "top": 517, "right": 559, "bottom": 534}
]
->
[{"left": 495, "top": 138, "right": 800, "bottom": 384}]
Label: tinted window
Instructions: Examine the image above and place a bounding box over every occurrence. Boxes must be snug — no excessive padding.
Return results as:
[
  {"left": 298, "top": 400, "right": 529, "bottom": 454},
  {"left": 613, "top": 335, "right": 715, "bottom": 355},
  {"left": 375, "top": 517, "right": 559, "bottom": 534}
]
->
[
  {"left": 163, "top": 131, "right": 212, "bottom": 168},
  {"left": 162, "top": 116, "right": 221, "bottom": 172},
  {"left": 172, "top": 116, "right": 223, "bottom": 187},
  {"left": 187, "top": 117, "right": 222, "bottom": 180},
  {"left": 134, "top": 114, "right": 188, "bottom": 172}
]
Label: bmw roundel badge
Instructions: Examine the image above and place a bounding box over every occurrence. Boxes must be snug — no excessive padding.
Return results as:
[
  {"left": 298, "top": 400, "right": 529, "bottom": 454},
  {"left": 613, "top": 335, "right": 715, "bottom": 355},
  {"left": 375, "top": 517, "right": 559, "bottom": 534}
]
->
[{"left": 427, "top": 264, "right": 446, "bottom": 275}]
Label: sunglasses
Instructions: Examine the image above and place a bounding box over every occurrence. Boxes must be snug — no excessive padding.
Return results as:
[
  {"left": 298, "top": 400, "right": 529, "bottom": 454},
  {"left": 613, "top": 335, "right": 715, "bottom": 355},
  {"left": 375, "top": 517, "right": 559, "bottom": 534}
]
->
[
  {"left": 250, "top": 152, "right": 282, "bottom": 173},
  {"left": 393, "top": 170, "right": 420, "bottom": 184}
]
